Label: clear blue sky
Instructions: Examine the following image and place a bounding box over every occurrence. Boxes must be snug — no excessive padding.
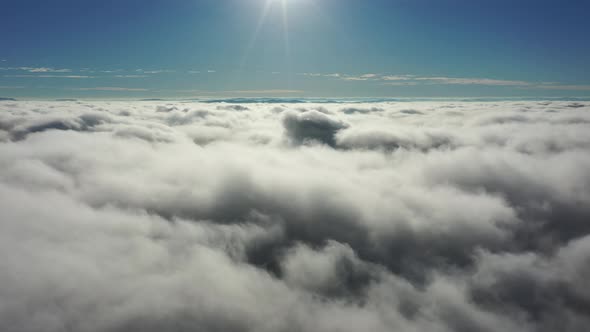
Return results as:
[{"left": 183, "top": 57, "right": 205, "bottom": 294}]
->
[{"left": 1, "top": 0, "right": 590, "bottom": 98}]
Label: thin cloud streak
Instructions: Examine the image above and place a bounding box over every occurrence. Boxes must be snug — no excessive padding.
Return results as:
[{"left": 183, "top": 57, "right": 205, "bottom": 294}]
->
[
  {"left": 226, "top": 89, "right": 304, "bottom": 94},
  {"left": 68, "top": 87, "right": 149, "bottom": 91},
  {"left": 0, "top": 67, "right": 72, "bottom": 73},
  {"left": 114, "top": 75, "right": 149, "bottom": 78},
  {"left": 5, "top": 75, "right": 93, "bottom": 79},
  {"left": 533, "top": 85, "right": 590, "bottom": 91},
  {"left": 299, "top": 71, "right": 590, "bottom": 91}
]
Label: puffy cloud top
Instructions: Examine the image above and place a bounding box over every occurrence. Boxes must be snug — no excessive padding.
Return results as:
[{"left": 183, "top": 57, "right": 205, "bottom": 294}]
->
[
  {"left": 283, "top": 110, "right": 349, "bottom": 147},
  {"left": 1, "top": 99, "right": 590, "bottom": 332}
]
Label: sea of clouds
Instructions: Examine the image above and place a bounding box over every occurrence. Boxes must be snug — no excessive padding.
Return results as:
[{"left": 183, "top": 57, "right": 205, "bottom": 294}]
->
[{"left": 1, "top": 99, "right": 589, "bottom": 332}]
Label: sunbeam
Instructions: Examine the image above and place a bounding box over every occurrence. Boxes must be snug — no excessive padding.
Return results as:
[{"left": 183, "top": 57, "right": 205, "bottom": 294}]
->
[
  {"left": 238, "top": 0, "right": 274, "bottom": 72},
  {"left": 238, "top": 0, "right": 298, "bottom": 80},
  {"left": 281, "top": 0, "right": 292, "bottom": 87}
]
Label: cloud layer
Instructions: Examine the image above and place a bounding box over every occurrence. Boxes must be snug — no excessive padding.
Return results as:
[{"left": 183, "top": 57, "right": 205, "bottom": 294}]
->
[{"left": 1, "top": 99, "right": 589, "bottom": 331}]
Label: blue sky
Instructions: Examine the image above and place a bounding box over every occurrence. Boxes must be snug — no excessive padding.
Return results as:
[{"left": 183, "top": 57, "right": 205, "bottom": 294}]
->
[{"left": 1, "top": 0, "right": 590, "bottom": 98}]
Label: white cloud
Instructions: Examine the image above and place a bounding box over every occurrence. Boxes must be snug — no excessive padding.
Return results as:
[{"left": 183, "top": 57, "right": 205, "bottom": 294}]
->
[
  {"left": 341, "top": 76, "right": 370, "bottom": 81},
  {"left": 298, "top": 71, "right": 590, "bottom": 90},
  {"left": 0, "top": 66, "right": 72, "bottom": 73},
  {"left": 533, "top": 84, "right": 590, "bottom": 91},
  {"left": 1, "top": 100, "right": 590, "bottom": 331},
  {"left": 298, "top": 72, "right": 323, "bottom": 77},
  {"left": 226, "top": 89, "right": 304, "bottom": 95},
  {"left": 135, "top": 69, "right": 175, "bottom": 74},
  {"left": 114, "top": 75, "right": 149, "bottom": 78},
  {"left": 5, "top": 74, "right": 93, "bottom": 79},
  {"left": 414, "top": 76, "right": 533, "bottom": 86},
  {"left": 26, "top": 67, "right": 72, "bottom": 73},
  {"left": 381, "top": 75, "right": 416, "bottom": 81},
  {"left": 68, "top": 87, "right": 149, "bottom": 91}
]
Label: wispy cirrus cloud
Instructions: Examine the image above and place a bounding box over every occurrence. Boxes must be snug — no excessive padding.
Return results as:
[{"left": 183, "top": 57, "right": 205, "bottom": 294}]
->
[
  {"left": 114, "top": 75, "right": 149, "bottom": 78},
  {"left": 381, "top": 75, "right": 416, "bottom": 81},
  {"left": 5, "top": 75, "right": 93, "bottom": 79},
  {"left": 188, "top": 70, "right": 216, "bottom": 74},
  {"left": 533, "top": 84, "right": 590, "bottom": 91},
  {"left": 26, "top": 67, "right": 72, "bottom": 73},
  {"left": 413, "top": 76, "right": 532, "bottom": 86},
  {"left": 157, "top": 89, "right": 304, "bottom": 96},
  {"left": 135, "top": 69, "right": 175, "bottom": 74},
  {"left": 2, "top": 65, "right": 589, "bottom": 93},
  {"left": 225, "top": 89, "right": 304, "bottom": 94},
  {"left": 299, "top": 71, "right": 590, "bottom": 91},
  {"left": 343, "top": 73, "right": 532, "bottom": 86},
  {"left": 68, "top": 87, "right": 149, "bottom": 91},
  {"left": 301, "top": 71, "right": 536, "bottom": 86},
  {"left": 0, "top": 67, "right": 72, "bottom": 73},
  {"left": 299, "top": 72, "right": 324, "bottom": 77}
]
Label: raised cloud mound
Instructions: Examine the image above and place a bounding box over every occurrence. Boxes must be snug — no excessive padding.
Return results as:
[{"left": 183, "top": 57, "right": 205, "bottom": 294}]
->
[
  {"left": 1, "top": 99, "right": 590, "bottom": 332},
  {"left": 283, "top": 110, "right": 349, "bottom": 147}
]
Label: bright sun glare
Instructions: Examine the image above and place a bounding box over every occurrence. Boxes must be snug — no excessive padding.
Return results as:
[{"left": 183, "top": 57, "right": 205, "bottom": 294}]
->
[{"left": 240, "top": 0, "right": 300, "bottom": 75}]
